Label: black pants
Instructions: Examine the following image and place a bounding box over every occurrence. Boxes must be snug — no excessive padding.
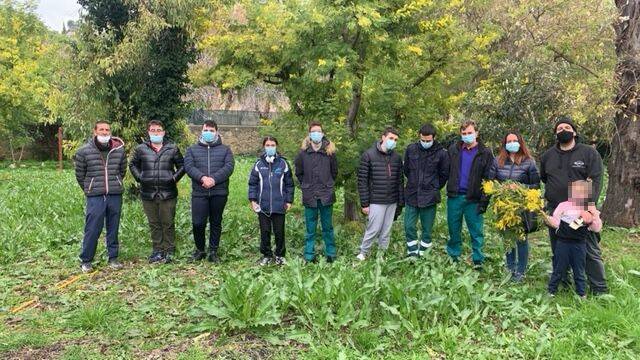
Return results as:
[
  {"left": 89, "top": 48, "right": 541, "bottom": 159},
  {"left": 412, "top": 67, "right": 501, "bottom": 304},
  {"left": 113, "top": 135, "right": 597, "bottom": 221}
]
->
[
  {"left": 548, "top": 240, "right": 587, "bottom": 296},
  {"left": 548, "top": 226, "right": 608, "bottom": 294},
  {"left": 142, "top": 197, "right": 177, "bottom": 254},
  {"left": 258, "top": 213, "right": 286, "bottom": 257},
  {"left": 192, "top": 195, "right": 228, "bottom": 253}
]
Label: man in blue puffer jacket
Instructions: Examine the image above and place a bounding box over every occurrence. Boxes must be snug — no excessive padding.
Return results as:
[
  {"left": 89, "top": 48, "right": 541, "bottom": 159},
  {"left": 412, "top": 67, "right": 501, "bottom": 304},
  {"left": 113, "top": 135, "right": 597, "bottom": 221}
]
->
[
  {"left": 184, "top": 120, "right": 235, "bottom": 263},
  {"left": 248, "top": 136, "right": 294, "bottom": 266}
]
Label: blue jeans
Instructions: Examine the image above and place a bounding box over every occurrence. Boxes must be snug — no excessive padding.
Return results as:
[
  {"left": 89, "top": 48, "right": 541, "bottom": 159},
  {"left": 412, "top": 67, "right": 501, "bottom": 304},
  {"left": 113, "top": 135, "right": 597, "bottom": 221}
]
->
[
  {"left": 80, "top": 195, "right": 122, "bottom": 263},
  {"left": 548, "top": 240, "right": 587, "bottom": 296},
  {"left": 505, "top": 238, "right": 529, "bottom": 277},
  {"left": 304, "top": 200, "right": 335, "bottom": 260}
]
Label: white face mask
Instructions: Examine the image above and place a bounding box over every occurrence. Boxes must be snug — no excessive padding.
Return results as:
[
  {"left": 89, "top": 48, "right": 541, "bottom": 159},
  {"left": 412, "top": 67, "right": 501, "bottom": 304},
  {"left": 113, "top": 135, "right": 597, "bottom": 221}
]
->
[{"left": 97, "top": 135, "right": 111, "bottom": 144}]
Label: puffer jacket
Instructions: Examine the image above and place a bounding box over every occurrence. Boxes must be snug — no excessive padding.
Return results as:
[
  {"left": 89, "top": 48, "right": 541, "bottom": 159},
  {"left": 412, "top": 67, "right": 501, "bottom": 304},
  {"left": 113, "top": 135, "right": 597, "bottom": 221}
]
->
[
  {"left": 294, "top": 137, "right": 338, "bottom": 207},
  {"left": 493, "top": 156, "right": 540, "bottom": 189},
  {"left": 129, "top": 141, "right": 185, "bottom": 201},
  {"left": 248, "top": 154, "right": 295, "bottom": 214},
  {"left": 404, "top": 141, "right": 450, "bottom": 208},
  {"left": 446, "top": 141, "right": 495, "bottom": 205},
  {"left": 184, "top": 136, "right": 235, "bottom": 197},
  {"left": 74, "top": 137, "right": 127, "bottom": 196},
  {"left": 357, "top": 142, "right": 404, "bottom": 208}
]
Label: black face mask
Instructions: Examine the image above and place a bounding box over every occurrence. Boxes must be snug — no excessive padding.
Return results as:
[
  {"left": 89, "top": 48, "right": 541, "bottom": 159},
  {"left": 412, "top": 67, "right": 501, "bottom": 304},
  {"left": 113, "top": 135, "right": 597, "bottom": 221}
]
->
[{"left": 556, "top": 130, "right": 574, "bottom": 144}]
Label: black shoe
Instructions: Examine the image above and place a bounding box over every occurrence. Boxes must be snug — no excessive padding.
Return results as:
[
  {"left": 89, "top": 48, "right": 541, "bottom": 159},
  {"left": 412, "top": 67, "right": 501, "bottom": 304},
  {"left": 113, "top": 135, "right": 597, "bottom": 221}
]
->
[
  {"left": 473, "top": 261, "right": 483, "bottom": 271},
  {"left": 190, "top": 250, "right": 206, "bottom": 262},
  {"left": 208, "top": 252, "right": 220, "bottom": 263},
  {"left": 108, "top": 258, "right": 123, "bottom": 270},
  {"left": 326, "top": 256, "right": 336, "bottom": 263},
  {"left": 162, "top": 252, "right": 173, "bottom": 264},
  {"left": 148, "top": 251, "right": 164, "bottom": 264}
]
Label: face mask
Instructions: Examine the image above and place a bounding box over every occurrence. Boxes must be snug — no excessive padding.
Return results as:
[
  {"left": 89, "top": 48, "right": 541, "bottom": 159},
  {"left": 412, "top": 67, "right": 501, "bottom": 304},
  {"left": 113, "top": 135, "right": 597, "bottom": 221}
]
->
[
  {"left": 385, "top": 139, "right": 397, "bottom": 151},
  {"left": 420, "top": 140, "right": 433, "bottom": 150},
  {"left": 309, "top": 131, "right": 323, "bottom": 144},
  {"left": 149, "top": 134, "right": 164, "bottom": 144},
  {"left": 96, "top": 135, "right": 111, "bottom": 144},
  {"left": 201, "top": 131, "right": 217, "bottom": 143},
  {"left": 556, "top": 130, "right": 574, "bottom": 144},
  {"left": 461, "top": 133, "right": 476, "bottom": 145},
  {"left": 505, "top": 142, "right": 520, "bottom": 153},
  {"left": 264, "top": 146, "right": 277, "bottom": 157}
]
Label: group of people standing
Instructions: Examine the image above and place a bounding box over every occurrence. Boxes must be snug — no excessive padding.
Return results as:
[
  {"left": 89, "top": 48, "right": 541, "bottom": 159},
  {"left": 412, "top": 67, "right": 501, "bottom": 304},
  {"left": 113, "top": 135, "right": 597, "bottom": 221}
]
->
[{"left": 73, "top": 115, "right": 608, "bottom": 297}]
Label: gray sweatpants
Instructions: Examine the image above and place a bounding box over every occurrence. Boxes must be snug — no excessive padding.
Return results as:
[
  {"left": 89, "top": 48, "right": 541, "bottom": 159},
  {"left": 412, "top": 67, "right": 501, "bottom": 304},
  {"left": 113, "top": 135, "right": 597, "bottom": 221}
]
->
[{"left": 359, "top": 203, "right": 397, "bottom": 255}]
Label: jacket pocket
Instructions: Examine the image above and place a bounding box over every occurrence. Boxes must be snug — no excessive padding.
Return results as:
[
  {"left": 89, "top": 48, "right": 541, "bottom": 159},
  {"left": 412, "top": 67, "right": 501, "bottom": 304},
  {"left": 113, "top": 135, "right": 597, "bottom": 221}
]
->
[
  {"left": 116, "top": 175, "right": 123, "bottom": 187},
  {"left": 87, "top": 177, "right": 95, "bottom": 192}
]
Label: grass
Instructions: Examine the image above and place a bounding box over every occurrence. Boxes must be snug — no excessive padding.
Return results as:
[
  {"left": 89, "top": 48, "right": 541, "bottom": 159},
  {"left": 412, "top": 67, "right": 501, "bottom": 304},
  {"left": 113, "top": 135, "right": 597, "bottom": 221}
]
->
[{"left": 1, "top": 158, "right": 639, "bottom": 359}]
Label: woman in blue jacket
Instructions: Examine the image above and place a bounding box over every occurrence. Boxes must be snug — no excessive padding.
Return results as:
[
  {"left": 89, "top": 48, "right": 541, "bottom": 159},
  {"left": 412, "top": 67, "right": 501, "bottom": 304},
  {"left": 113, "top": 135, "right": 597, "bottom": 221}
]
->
[
  {"left": 493, "top": 132, "right": 540, "bottom": 282},
  {"left": 248, "top": 136, "right": 295, "bottom": 266}
]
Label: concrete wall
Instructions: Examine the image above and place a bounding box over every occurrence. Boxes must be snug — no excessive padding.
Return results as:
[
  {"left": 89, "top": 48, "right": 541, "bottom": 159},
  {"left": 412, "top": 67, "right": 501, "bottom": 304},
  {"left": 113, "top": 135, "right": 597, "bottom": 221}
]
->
[{"left": 188, "top": 124, "right": 261, "bottom": 156}]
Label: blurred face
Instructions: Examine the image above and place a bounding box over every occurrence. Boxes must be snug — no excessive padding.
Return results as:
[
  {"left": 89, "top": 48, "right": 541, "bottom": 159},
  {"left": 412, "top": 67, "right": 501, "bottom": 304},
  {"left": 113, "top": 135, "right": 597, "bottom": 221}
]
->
[
  {"left": 93, "top": 123, "right": 111, "bottom": 137},
  {"left": 570, "top": 182, "right": 591, "bottom": 201},
  {"left": 419, "top": 134, "right": 434, "bottom": 142},
  {"left": 148, "top": 124, "right": 165, "bottom": 136}
]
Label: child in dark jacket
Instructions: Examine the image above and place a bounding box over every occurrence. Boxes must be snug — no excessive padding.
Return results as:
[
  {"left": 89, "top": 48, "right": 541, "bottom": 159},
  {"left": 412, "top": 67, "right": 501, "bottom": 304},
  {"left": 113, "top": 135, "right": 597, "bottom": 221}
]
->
[
  {"left": 248, "top": 136, "right": 294, "bottom": 266},
  {"left": 545, "top": 180, "right": 602, "bottom": 298}
]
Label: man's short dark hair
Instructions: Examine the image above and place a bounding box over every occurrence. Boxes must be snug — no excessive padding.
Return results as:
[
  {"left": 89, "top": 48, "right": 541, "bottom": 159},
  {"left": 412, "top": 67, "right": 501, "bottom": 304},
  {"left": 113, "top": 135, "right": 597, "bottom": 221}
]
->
[
  {"left": 147, "top": 120, "right": 164, "bottom": 130},
  {"left": 203, "top": 120, "right": 218, "bottom": 130},
  {"left": 94, "top": 120, "right": 110, "bottom": 129},
  {"left": 308, "top": 121, "right": 323, "bottom": 131},
  {"left": 460, "top": 120, "right": 477, "bottom": 132},
  {"left": 382, "top": 126, "right": 399, "bottom": 137},
  {"left": 419, "top": 123, "right": 436, "bottom": 136}
]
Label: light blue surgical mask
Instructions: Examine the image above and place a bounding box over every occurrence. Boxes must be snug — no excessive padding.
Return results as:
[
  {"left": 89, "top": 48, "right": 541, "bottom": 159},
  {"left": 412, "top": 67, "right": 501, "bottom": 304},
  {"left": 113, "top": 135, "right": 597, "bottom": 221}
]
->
[
  {"left": 309, "top": 131, "right": 323, "bottom": 143},
  {"left": 420, "top": 140, "right": 433, "bottom": 150},
  {"left": 149, "top": 134, "right": 164, "bottom": 144},
  {"left": 264, "top": 146, "right": 277, "bottom": 157},
  {"left": 505, "top": 142, "right": 520, "bottom": 153},
  {"left": 385, "top": 139, "right": 397, "bottom": 151},
  {"left": 461, "top": 133, "right": 476, "bottom": 145},
  {"left": 201, "top": 131, "right": 217, "bottom": 143}
]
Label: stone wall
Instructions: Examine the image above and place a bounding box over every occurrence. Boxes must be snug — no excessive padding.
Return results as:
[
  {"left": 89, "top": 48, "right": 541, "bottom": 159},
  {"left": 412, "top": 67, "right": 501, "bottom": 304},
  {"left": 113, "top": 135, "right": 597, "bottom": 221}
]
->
[{"left": 188, "top": 124, "right": 261, "bottom": 156}]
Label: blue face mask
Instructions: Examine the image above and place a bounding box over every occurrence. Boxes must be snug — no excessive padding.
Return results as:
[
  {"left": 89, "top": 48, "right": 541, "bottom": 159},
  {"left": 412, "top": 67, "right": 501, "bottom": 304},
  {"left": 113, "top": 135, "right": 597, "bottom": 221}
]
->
[
  {"left": 264, "top": 146, "right": 277, "bottom": 157},
  {"left": 385, "top": 139, "right": 397, "bottom": 151},
  {"left": 309, "top": 131, "right": 323, "bottom": 143},
  {"left": 149, "top": 134, "right": 164, "bottom": 144},
  {"left": 461, "top": 133, "right": 476, "bottom": 145},
  {"left": 420, "top": 140, "right": 433, "bottom": 150},
  {"left": 505, "top": 142, "right": 520, "bottom": 153},
  {"left": 201, "top": 131, "right": 217, "bottom": 143}
]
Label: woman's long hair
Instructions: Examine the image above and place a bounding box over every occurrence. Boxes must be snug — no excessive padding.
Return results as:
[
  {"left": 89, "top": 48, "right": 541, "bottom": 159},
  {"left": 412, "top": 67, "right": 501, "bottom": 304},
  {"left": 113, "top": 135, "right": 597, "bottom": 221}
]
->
[{"left": 497, "top": 131, "right": 532, "bottom": 167}]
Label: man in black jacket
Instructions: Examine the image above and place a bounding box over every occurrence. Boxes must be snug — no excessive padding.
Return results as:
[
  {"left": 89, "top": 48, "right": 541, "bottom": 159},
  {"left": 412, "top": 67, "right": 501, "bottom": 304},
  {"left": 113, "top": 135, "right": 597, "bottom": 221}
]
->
[
  {"left": 446, "top": 120, "right": 494, "bottom": 268},
  {"left": 356, "top": 127, "right": 404, "bottom": 261},
  {"left": 403, "top": 123, "right": 450, "bottom": 257},
  {"left": 74, "top": 120, "right": 127, "bottom": 273},
  {"left": 130, "top": 120, "right": 185, "bottom": 264},
  {"left": 294, "top": 121, "right": 339, "bottom": 263},
  {"left": 540, "top": 116, "right": 607, "bottom": 294},
  {"left": 184, "top": 120, "right": 235, "bottom": 263}
]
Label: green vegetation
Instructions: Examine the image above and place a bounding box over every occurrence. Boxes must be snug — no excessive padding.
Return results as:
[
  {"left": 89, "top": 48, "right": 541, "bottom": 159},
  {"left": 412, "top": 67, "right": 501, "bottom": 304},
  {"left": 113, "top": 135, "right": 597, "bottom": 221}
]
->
[{"left": 1, "top": 160, "right": 639, "bottom": 358}]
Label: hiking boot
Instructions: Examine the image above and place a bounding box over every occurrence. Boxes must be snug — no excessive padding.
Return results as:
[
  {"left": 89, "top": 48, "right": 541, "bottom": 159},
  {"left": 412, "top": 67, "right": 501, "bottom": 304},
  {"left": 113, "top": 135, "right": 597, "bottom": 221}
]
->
[
  {"left": 80, "top": 262, "right": 93, "bottom": 273},
  {"left": 208, "top": 252, "right": 220, "bottom": 264},
  {"left": 190, "top": 250, "right": 206, "bottom": 262},
  {"left": 108, "top": 258, "right": 123, "bottom": 270}
]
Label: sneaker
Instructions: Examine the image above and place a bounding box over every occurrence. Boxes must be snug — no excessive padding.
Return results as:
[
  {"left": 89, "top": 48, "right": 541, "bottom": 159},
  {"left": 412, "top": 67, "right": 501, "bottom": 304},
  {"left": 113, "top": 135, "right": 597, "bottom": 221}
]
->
[
  {"left": 108, "top": 258, "right": 123, "bottom": 270},
  {"left": 162, "top": 252, "right": 173, "bottom": 264},
  {"left": 549, "top": 292, "right": 556, "bottom": 298},
  {"left": 304, "top": 258, "right": 317, "bottom": 265},
  {"left": 356, "top": 253, "right": 366, "bottom": 261},
  {"left": 190, "top": 250, "right": 206, "bottom": 262},
  {"left": 326, "top": 256, "right": 335, "bottom": 263},
  {"left": 511, "top": 273, "right": 525, "bottom": 283},
  {"left": 258, "top": 257, "right": 273, "bottom": 266},
  {"left": 208, "top": 252, "right": 220, "bottom": 264},
  {"left": 80, "top": 262, "right": 93, "bottom": 273},
  {"left": 148, "top": 251, "right": 164, "bottom": 264},
  {"left": 473, "top": 261, "right": 483, "bottom": 271},
  {"left": 274, "top": 256, "right": 286, "bottom": 266}
]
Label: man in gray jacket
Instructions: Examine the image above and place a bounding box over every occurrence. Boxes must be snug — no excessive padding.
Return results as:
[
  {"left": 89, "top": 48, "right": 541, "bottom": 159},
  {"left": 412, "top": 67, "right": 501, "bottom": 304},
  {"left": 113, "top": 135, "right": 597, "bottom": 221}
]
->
[{"left": 74, "top": 120, "right": 127, "bottom": 273}]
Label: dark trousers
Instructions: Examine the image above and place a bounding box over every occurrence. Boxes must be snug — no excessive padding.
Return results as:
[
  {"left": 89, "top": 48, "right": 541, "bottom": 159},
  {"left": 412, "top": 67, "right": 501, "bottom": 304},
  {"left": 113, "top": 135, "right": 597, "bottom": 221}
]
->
[
  {"left": 548, "top": 240, "right": 587, "bottom": 296},
  {"left": 142, "top": 197, "right": 177, "bottom": 254},
  {"left": 549, "top": 226, "right": 608, "bottom": 293},
  {"left": 258, "top": 213, "right": 286, "bottom": 258},
  {"left": 80, "top": 195, "right": 122, "bottom": 263},
  {"left": 192, "top": 195, "right": 228, "bottom": 253}
]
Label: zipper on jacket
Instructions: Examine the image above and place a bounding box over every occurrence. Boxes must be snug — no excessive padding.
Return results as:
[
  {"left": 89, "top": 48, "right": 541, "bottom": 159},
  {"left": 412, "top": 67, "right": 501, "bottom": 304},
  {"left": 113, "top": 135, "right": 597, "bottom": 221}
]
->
[
  {"left": 207, "top": 145, "right": 211, "bottom": 196},
  {"left": 88, "top": 177, "right": 95, "bottom": 192}
]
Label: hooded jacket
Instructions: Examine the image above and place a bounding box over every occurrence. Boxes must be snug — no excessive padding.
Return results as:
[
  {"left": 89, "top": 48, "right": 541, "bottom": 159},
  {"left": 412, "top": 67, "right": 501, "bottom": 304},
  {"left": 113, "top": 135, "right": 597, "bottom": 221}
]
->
[
  {"left": 74, "top": 137, "right": 127, "bottom": 197},
  {"left": 248, "top": 153, "right": 295, "bottom": 214},
  {"left": 129, "top": 140, "right": 185, "bottom": 201},
  {"left": 184, "top": 136, "right": 235, "bottom": 197},
  {"left": 294, "top": 137, "right": 338, "bottom": 207}
]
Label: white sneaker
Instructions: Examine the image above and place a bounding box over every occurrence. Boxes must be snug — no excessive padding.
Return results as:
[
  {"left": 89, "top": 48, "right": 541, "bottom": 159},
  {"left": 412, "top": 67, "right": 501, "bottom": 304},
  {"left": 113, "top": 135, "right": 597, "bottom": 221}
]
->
[{"left": 356, "top": 253, "right": 366, "bottom": 261}]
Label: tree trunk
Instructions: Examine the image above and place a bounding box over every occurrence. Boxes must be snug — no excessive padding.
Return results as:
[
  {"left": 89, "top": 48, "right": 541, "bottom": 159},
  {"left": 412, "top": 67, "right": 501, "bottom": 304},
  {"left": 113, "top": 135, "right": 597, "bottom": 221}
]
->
[{"left": 602, "top": 1, "right": 640, "bottom": 227}]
